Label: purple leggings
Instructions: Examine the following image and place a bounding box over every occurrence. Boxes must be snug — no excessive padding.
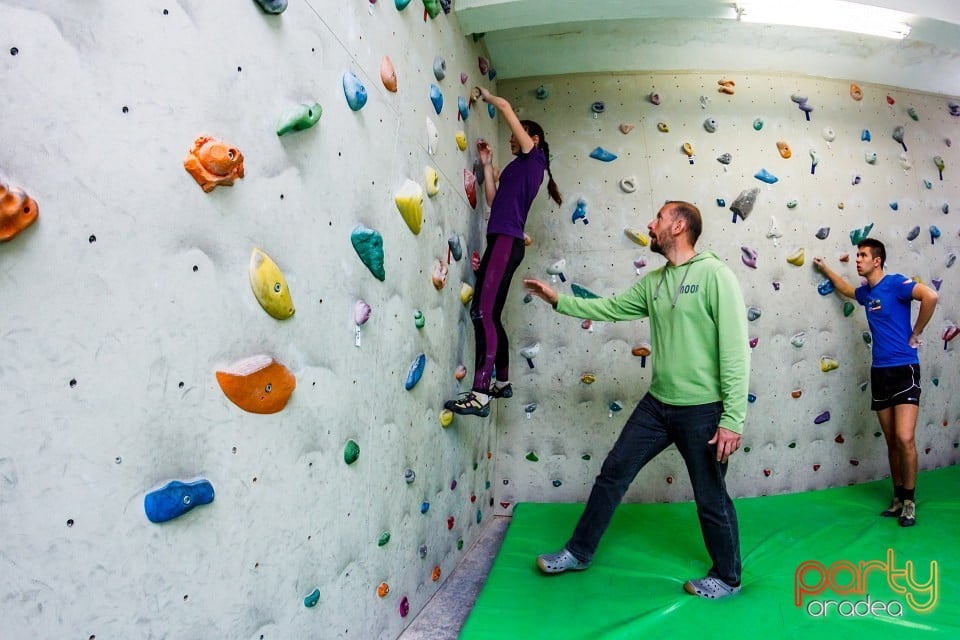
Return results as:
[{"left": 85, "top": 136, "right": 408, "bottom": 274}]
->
[{"left": 470, "top": 234, "right": 525, "bottom": 392}]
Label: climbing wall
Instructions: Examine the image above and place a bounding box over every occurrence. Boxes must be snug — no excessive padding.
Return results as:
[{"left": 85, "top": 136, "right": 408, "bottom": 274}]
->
[
  {"left": 0, "top": 1, "right": 497, "bottom": 638},
  {"left": 493, "top": 73, "right": 960, "bottom": 513}
]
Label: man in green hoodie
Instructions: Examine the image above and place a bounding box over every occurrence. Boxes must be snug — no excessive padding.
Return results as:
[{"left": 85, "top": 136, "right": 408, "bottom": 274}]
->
[{"left": 523, "top": 200, "right": 750, "bottom": 599}]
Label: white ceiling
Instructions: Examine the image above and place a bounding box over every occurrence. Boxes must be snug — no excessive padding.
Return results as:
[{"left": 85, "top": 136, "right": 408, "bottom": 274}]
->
[{"left": 454, "top": 0, "right": 960, "bottom": 97}]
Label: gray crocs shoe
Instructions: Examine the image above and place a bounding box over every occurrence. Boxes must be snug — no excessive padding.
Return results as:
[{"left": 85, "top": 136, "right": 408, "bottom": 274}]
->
[
  {"left": 683, "top": 576, "right": 742, "bottom": 599},
  {"left": 536, "top": 548, "right": 591, "bottom": 574}
]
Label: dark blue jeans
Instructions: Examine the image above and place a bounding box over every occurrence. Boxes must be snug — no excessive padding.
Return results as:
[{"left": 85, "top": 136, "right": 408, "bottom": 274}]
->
[{"left": 565, "top": 393, "right": 742, "bottom": 585}]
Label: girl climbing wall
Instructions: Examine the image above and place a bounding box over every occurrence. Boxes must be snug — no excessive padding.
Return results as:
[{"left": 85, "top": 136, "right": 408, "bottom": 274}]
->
[{"left": 444, "top": 86, "right": 562, "bottom": 418}]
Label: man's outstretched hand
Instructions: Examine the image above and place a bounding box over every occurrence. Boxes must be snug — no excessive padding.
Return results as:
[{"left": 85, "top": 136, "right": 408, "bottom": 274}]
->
[{"left": 523, "top": 279, "right": 558, "bottom": 307}]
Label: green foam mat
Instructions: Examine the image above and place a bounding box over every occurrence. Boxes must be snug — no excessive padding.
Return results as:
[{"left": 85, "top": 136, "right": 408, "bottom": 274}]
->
[{"left": 461, "top": 466, "right": 960, "bottom": 639}]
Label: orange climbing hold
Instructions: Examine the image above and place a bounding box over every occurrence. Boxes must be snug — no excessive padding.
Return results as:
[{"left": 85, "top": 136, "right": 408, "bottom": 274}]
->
[
  {"left": 215, "top": 354, "right": 295, "bottom": 414},
  {"left": 377, "top": 582, "right": 390, "bottom": 598},
  {"left": 432, "top": 566, "right": 442, "bottom": 582},
  {"left": 850, "top": 83, "right": 863, "bottom": 101},
  {"left": 0, "top": 178, "right": 39, "bottom": 242},
  {"left": 717, "top": 78, "right": 736, "bottom": 94},
  {"left": 380, "top": 56, "right": 397, "bottom": 92},
  {"left": 183, "top": 136, "right": 245, "bottom": 192}
]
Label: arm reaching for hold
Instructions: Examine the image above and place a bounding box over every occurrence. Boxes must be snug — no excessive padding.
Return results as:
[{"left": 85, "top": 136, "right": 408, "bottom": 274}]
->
[
  {"left": 524, "top": 279, "right": 558, "bottom": 308},
  {"left": 475, "top": 86, "right": 535, "bottom": 154},
  {"left": 812, "top": 257, "right": 856, "bottom": 298},
  {"left": 477, "top": 138, "right": 497, "bottom": 207}
]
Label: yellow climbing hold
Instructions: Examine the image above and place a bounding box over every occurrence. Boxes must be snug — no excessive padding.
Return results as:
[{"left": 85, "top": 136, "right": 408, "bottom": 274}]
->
[
  {"left": 439, "top": 409, "right": 454, "bottom": 428},
  {"left": 787, "top": 248, "right": 805, "bottom": 266},
  {"left": 424, "top": 166, "right": 440, "bottom": 197},
  {"left": 394, "top": 179, "right": 424, "bottom": 235},
  {"left": 657, "top": 122, "right": 669, "bottom": 133},
  {"left": 820, "top": 356, "right": 839, "bottom": 372},
  {"left": 460, "top": 282, "right": 474, "bottom": 304},
  {"left": 624, "top": 228, "right": 650, "bottom": 246},
  {"left": 455, "top": 131, "right": 467, "bottom": 151},
  {"left": 682, "top": 142, "right": 695, "bottom": 157},
  {"left": 581, "top": 372, "right": 597, "bottom": 384},
  {"left": 248, "top": 248, "right": 295, "bottom": 320}
]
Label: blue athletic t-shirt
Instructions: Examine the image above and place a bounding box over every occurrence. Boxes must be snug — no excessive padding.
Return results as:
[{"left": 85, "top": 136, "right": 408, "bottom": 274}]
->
[
  {"left": 486, "top": 146, "right": 546, "bottom": 240},
  {"left": 855, "top": 273, "right": 918, "bottom": 367}
]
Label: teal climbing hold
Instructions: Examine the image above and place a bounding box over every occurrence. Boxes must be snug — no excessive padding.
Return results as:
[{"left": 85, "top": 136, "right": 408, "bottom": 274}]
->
[
  {"left": 536, "top": 85, "right": 549, "bottom": 100},
  {"left": 342, "top": 71, "right": 368, "bottom": 111},
  {"left": 458, "top": 96, "right": 468, "bottom": 120},
  {"left": 276, "top": 102, "right": 322, "bottom": 136},
  {"left": 304, "top": 588, "right": 320, "bottom": 608},
  {"left": 395, "top": 0, "right": 412, "bottom": 9},
  {"left": 378, "top": 532, "right": 391, "bottom": 547},
  {"left": 414, "top": 309, "right": 425, "bottom": 329},
  {"left": 571, "top": 283, "right": 601, "bottom": 299},
  {"left": 351, "top": 225, "right": 385, "bottom": 281},
  {"left": 843, "top": 301, "right": 855, "bottom": 317},
  {"left": 850, "top": 223, "right": 874, "bottom": 245},
  {"left": 405, "top": 353, "right": 426, "bottom": 390},
  {"left": 344, "top": 439, "right": 360, "bottom": 465},
  {"left": 144, "top": 479, "right": 214, "bottom": 523}
]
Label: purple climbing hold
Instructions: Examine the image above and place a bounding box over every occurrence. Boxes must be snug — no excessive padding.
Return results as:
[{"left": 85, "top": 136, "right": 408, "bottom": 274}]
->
[
  {"left": 740, "top": 246, "right": 758, "bottom": 269},
  {"left": 814, "top": 411, "right": 831, "bottom": 424}
]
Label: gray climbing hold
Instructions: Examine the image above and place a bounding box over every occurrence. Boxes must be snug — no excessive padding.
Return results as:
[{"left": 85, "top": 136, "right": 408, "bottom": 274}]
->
[{"left": 815, "top": 227, "right": 830, "bottom": 240}]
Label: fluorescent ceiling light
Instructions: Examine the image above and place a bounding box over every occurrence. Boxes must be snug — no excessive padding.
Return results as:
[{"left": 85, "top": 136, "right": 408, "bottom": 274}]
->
[{"left": 736, "top": 1, "right": 912, "bottom": 39}]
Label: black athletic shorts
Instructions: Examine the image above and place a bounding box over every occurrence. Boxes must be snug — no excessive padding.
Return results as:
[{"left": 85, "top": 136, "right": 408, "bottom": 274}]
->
[{"left": 870, "top": 364, "right": 921, "bottom": 411}]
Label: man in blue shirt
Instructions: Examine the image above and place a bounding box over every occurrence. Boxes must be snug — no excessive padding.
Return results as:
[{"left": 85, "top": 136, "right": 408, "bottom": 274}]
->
[{"left": 814, "top": 239, "right": 938, "bottom": 526}]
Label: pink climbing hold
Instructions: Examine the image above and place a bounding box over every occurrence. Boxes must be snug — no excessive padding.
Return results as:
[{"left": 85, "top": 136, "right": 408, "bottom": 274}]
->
[
  {"left": 749, "top": 336, "right": 759, "bottom": 349},
  {"left": 741, "top": 246, "right": 758, "bottom": 269},
  {"left": 943, "top": 324, "right": 960, "bottom": 349},
  {"left": 464, "top": 169, "right": 477, "bottom": 208}
]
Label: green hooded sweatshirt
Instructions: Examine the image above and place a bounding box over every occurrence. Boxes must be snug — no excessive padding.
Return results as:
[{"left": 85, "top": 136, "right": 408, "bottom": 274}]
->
[{"left": 555, "top": 251, "right": 750, "bottom": 434}]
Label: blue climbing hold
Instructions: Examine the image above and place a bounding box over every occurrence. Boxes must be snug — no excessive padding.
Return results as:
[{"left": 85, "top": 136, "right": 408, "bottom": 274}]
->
[
  {"left": 342, "top": 71, "right": 367, "bottom": 111},
  {"left": 589, "top": 147, "right": 617, "bottom": 162},
  {"left": 889, "top": 202, "right": 898, "bottom": 211},
  {"left": 488, "top": 103, "right": 495, "bottom": 119},
  {"left": 420, "top": 501, "right": 430, "bottom": 514},
  {"left": 405, "top": 353, "right": 426, "bottom": 390},
  {"left": 716, "top": 198, "right": 726, "bottom": 207},
  {"left": 458, "top": 96, "right": 468, "bottom": 121},
  {"left": 930, "top": 225, "right": 941, "bottom": 244},
  {"left": 254, "top": 0, "right": 288, "bottom": 14},
  {"left": 144, "top": 479, "right": 214, "bottom": 523},
  {"left": 754, "top": 168, "right": 779, "bottom": 184},
  {"left": 861, "top": 129, "right": 871, "bottom": 142},
  {"left": 817, "top": 279, "right": 835, "bottom": 296},
  {"left": 571, "top": 199, "right": 589, "bottom": 225},
  {"left": 748, "top": 393, "right": 757, "bottom": 403},
  {"left": 429, "top": 84, "right": 443, "bottom": 114}
]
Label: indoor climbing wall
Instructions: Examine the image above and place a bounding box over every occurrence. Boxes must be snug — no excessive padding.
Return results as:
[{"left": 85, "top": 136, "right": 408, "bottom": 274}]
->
[
  {"left": 492, "top": 73, "right": 960, "bottom": 513},
  {"left": 0, "top": 1, "right": 499, "bottom": 638}
]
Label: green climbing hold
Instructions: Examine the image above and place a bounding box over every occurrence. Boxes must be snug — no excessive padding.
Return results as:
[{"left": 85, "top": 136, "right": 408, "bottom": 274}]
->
[
  {"left": 743, "top": 446, "right": 751, "bottom": 453},
  {"left": 843, "top": 301, "right": 855, "bottom": 317},
  {"left": 414, "top": 309, "right": 425, "bottom": 329},
  {"left": 304, "top": 588, "right": 320, "bottom": 608},
  {"left": 276, "top": 102, "right": 322, "bottom": 136},
  {"left": 423, "top": 0, "right": 441, "bottom": 19},
  {"left": 850, "top": 223, "right": 874, "bottom": 246},
  {"left": 525, "top": 452, "right": 539, "bottom": 462},
  {"left": 485, "top": 480, "right": 491, "bottom": 489},
  {"left": 344, "top": 439, "right": 360, "bottom": 465},
  {"left": 788, "top": 442, "right": 797, "bottom": 449},
  {"left": 457, "top": 538, "right": 464, "bottom": 550},
  {"left": 582, "top": 454, "right": 591, "bottom": 461},
  {"left": 787, "top": 200, "right": 798, "bottom": 209},
  {"left": 552, "top": 480, "right": 562, "bottom": 487},
  {"left": 351, "top": 225, "right": 385, "bottom": 281},
  {"left": 571, "top": 283, "right": 601, "bottom": 299},
  {"left": 932, "top": 377, "right": 939, "bottom": 387},
  {"left": 753, "top": 118, "right": 764, "bottom": 131},
  {"left": 473, "top": 462, "right": 479, "bottom": 470},
  {"left": 476, "top": 509, "right": 482, "bottom": 524},
  {"left": 378, "top": 532, "right": 391, "bottom": 547}
]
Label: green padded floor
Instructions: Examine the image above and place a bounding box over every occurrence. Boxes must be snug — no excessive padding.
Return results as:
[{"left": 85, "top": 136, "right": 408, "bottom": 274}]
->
[{"left": 461, "top": 466, "right": 959, "bottom": 639}]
